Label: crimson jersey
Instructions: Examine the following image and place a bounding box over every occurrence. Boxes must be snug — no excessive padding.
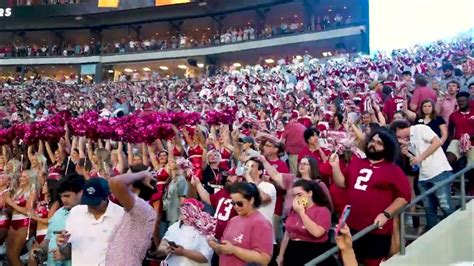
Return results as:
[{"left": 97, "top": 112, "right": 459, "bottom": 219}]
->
[
  {"left": 297, "top": 117, "right": 312, "bottom": 128},
  {"left": 449, "top": 109, "right": 474, "bottom": 145},
  {"left": 210, "top": 189, "right": 237, "bottom": 239},
  {"left": 383, "top": 96, "right": 405, "bottom": 122},
  {"left": 344, "top": 157, "right": 410, "bottom": 235}
]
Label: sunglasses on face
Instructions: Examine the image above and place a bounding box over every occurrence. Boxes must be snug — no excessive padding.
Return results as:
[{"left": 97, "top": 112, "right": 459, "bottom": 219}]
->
[{"left": 231, "top": 201, "right": 244, "bottom": 208}]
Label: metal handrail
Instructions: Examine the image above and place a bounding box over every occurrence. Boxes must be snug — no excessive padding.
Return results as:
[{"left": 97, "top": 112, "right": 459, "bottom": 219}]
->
[{"left": 305, "top": 164, "right": 473, "bottom": 266}]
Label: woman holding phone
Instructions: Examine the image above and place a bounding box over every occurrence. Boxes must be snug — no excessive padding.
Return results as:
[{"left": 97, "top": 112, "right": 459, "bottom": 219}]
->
[
  {"left": 208, "top": 182, "right": 273, "bottom": 266},
  {"left": 277, "top": 179, "right": 336, "bottom": 266}
]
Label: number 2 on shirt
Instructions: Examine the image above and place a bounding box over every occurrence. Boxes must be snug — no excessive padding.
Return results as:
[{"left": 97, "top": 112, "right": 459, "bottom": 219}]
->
[
  {"left": 215, "top": 198, "right": 233, "bottom": 221},
  {"left": 354, "top": 169, "right": 373, "bottom": 191}
]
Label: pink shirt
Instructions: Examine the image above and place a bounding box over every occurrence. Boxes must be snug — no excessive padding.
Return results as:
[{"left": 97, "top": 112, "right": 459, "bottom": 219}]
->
[
  {"left": 281, "top": 174, "right": 332, "bottom": 217},
  {"left": 285, "top": 205, "right": 331, "bottom": 243},
  {"left": 435, "top": 96, "right": 457, "bottom": 126},
  {"left": 219, "top": 211, "right": 273, "bottom": 266},
  {"left": 281, "top": 122, "right": 307, "bottom": 154},
  {"left": 410, "top": 86, "right": 437, "bottom": 111},
  {"left": 105, "top": 196, "right": 157, "bottom": 265}
]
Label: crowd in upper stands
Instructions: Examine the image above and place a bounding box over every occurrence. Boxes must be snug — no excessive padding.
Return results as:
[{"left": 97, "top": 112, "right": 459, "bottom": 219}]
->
[{"left": 0, "top": 13, "right": 352, "bottom": 58}]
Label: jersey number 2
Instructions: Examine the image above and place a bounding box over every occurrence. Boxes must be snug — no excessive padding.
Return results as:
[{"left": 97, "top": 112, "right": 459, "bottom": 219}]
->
[
  {"left": 354, "top": 169, "right": 373, "bottom": 191},
  {"left": 215, "top": 198, "right": 233, "bottom": 221}
]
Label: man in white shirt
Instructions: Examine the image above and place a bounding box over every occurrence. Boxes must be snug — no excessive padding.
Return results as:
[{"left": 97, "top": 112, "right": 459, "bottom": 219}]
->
[
  {"left": 243, "top": 158, "right": 276, "bottom": 230},
  {"left": 57, "top": 178, "right": 124, "bottom": 266},
  {"left": 391, "top": 120, "right": 454, "bottom": 230}
]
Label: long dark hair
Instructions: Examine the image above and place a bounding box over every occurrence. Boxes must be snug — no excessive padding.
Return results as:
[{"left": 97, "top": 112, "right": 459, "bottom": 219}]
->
[
  {"left": 230, "top": 182, "right": 262, "bottom": 208},
  {"left": 365, "top": 128, "right": 400, "bottom": 163},
  {"left": 418, "top": 99, "right": 437, "bottom": 120},
  {"left": 297, "top": 156, "right": 321, "bottom": 180},
  {"left": 293, "top": 179, "right": 332, "bottom": 212},
  {"left": 46, "top": 179, "right": 60, "bottom": 206}
]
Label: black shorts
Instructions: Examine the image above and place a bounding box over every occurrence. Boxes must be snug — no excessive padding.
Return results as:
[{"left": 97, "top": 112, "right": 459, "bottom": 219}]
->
[{"left": 350, "top": 230, "right": 391, "bottom": 259}]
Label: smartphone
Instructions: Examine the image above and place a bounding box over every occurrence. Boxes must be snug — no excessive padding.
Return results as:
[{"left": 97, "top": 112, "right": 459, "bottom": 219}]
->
[
  {"left": 210, "top": 236, "right": 222, "bottom": 244},
  {"left": 335, "top": 205, "right": 351, "bottom": 236},
  {"left": 168, "top": 241, "right": 178, "bottom": 248}
]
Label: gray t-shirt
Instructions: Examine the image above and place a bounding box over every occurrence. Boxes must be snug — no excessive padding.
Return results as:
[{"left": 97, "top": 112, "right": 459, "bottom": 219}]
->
[{"left": 164, "top": 175, "right": 188, "bottom": 223}]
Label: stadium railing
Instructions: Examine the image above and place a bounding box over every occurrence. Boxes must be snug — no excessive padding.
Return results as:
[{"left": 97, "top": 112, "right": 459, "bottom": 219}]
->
[{"left": 305, "top": 163, "right": 474, "bottom": 266}]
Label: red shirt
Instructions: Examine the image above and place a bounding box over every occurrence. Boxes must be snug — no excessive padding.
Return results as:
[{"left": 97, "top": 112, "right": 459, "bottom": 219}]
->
[
  {"left": 268, "top": 159, "right": 290, "bottom": 216},
  {"left": 220, "top": 211, "right": 273, "bottom": 266},
  {"left": 383, "top": 95, "right": 405, "bottom": 122},
  {"left": 344, "top": 157, "right": 411, "bottom": 235},
  {"left": 297, "top": 146, "right": 331, "bottom": 165},
  {"left": 297, "top": 117, "right": 312, "bottom": 128},
  {"left": 285, "top": 205, "right": 331, "bottom": 243},
  {"left": 210, "top": 189, "right": 237, "bottom": 239},
  {"left": 448, "top": 108, "right": 474, "bottom": 144},
  {"left": 281, "top": 122, "right": 307, "bottom": 154}
]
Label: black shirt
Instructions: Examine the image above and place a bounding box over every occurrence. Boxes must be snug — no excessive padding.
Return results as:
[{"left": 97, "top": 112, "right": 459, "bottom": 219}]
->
[
  {"left": 415, "top": 116, "right": 446, "bottom": 138},
  {"left": 202, "top": 165, "right": 226, "bottom": 195}
]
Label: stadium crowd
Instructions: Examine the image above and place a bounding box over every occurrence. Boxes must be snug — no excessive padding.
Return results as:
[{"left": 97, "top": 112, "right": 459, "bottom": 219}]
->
[
  {"left": 0, "top": 13, "right": 352, "bottom": 58},
  {"left": 0, "top": 38, "right": 473, "bottom": 266}
]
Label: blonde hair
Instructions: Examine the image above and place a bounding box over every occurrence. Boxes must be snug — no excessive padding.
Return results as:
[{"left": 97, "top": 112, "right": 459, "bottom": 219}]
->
[{"left": 12, "top": 169, "right": 38, "bottom": 195}]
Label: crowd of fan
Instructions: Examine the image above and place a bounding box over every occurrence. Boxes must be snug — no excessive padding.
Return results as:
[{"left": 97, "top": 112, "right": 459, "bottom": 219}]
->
[
  {"left": 0, "top": 38, "right": 473, "bottom": 266},
  {"left": 0, "top": 13, "right": 352, "bottom": 58}
]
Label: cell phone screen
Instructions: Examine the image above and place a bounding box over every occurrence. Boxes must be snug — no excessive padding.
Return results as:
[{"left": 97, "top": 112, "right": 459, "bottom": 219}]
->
[{"left": 335, "top": 205, "right": 351, "bottom": 236}]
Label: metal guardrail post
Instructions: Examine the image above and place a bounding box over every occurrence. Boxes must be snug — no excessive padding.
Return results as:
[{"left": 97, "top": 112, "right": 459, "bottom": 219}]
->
[
  {"left": 399, "top": 211, "right": 406, "bottom": 255},
  {"left": 305, "top": 164, "right": 473, "bottom": 265},
  {"left": 460, "top": 173, "right": 466, "bottom": 211}
]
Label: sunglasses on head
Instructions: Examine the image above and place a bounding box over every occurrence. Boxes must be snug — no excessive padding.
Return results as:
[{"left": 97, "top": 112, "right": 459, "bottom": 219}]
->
[{"left": 231, "top": 201, "right": 244, "bottom": 208}]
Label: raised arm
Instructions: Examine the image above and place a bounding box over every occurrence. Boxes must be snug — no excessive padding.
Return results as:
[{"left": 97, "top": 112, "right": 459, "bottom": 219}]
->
[
  {"left": 116, "top": 141, "right": 126, "bottom": 174},
  {"left": 329, "top": 153, "right": 346, "bottom": 188},
  {"left": 109, "top": 170, "right": 154, "bottom": 211},
  {"left": 259, "top": 156, "right": 284, "bottom": 188},
  {"left": 190, "top": 176, "right": 211, "bottom": 205},
  {"left": 230, "top": 128, "right": 248, "bottom": 163},
  {"left": 141, "top": 143, "right": 149, "bottom": 167},
  {"left": 45, "top": 141, "right": 56, "bottom": 164},
  {"left": 70, "top": 136, "right": 78, "bottom": 154},
  {"left": 64, "top": 126, "right": 72, "bottom": 153},
  {"left": 27, "top": 145, "right": 36, "bottom": 162},
  {"left": 127, "top": 143, "right": 134, "bottom": 166},
  {"left": 221, "top": 124, "right": 234, "bottom": 152},
  {"left": 166, "top": 140, "right": 175, "bottom": 166},
  {"left": 86, "top": 139, "right": 94, "bottom": 162},
  {"left": 148, "top": 143, "right": 160, "bottom": 170},
  {"left": 104, "top": 139, "right": 111, "bottom": 152},
  {"left": 78, "top": 136, "right": 87, "bottom": 159}
]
